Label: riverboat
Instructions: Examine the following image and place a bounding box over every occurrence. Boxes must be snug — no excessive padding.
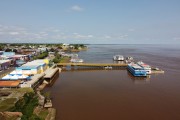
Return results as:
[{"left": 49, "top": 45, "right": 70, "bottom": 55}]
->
[
  {"left": 137, "top": 61, "right": 151, "bottom": 74},
  {"left": 127, "top": 63, "right": 147, "bottom": 77},
  {"left": 113, "top": 55, "right": 124, "bottom": 61},
  {"left": 125, "top": 56, "right": 134, "bottom": 63},
  {"left": 70, "top": 58, "right": 84, "bottom": 63}
]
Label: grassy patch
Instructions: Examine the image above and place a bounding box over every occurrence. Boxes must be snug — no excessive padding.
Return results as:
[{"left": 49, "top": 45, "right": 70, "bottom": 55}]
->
[
  {"left": 60, "top": 56, "right": 70, "bottom": 63},
  {"left": 0, "top": 98, "right": 17, "bottom": 112},
  {"left": 16, "top": 88, "right": 34, "bottom": 93},
  {"left": 38, "top": 109, "right": 49, "bottom": 119}
]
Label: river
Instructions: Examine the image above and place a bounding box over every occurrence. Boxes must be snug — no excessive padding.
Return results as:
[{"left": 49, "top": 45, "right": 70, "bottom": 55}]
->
[{"left": 45, "top": 44, "right": 180, "bottom": 120}]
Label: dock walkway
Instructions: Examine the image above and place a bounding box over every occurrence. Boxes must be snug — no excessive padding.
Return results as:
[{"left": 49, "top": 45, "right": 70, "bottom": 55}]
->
[{"left": 57, "top": 63, "right": 128, "bottom": 67}]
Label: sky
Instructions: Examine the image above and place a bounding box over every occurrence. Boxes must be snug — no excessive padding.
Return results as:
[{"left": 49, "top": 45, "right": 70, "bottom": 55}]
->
[{"left": 0, "top": 0, "right": 180, "bottom": 44}]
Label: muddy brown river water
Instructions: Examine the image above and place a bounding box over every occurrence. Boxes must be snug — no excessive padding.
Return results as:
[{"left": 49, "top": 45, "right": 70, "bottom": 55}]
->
[{"left": 45, "top": 44, "right": 180, "bottom": 120}]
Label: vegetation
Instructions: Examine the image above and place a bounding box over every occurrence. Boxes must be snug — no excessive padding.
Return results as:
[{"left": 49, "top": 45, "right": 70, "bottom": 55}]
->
[
  {"left": 52, "top": 52, "right": 61, "bottom": 63},
  {"left": 0, "top": 88, "right": 34, "bottom": 112},
  {"left": 59, "top": 56, "right": 70, "bottom": 63},
  {"left": 16, "top": 88, "right": 34, "bottom": 93},
  {"left": 0, "top": 44, "right": 5, "bottom": 50},
  {"left": 0, "top": 98, "right": 17, "bottom": 112},
  {"left": 70, "top": 44, "right": 86, "bottom": 49},
  {"left": 13, "top": 92, "right": 40, "bottom": 120},
  {"left": 38, "top": 109, "right": 49, "bottom": 119},
  {"left": 34, "top": 51, "right": 48, "bottom": 59}
]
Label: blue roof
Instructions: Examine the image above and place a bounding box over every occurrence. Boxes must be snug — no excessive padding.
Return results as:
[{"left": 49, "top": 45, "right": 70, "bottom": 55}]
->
[
  {"left": 3, "top": 52, "right": 15, "bottom": 56},
  {"left": 16, "top": 65, "right": 40, "bottom": 70}
]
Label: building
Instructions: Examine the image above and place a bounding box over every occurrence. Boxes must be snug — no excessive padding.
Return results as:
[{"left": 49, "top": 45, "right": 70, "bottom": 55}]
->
[{"left": 0, "top": 60, "right": 11, "bottom": 71}]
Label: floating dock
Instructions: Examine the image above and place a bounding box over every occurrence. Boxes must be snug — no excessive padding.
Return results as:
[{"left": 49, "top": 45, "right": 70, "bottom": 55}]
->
[
  {"left": 151, "top": 70, "right": 165, "bottom": 74},
  {"left": 57, "top": 63, "right": 165, "bottom": 74},
  {"left": 57, "top": 63, "right": 128, "bottom": 67},
  {"left": 58, "top": 63, "right": 127, "bottom": 70},
  {"left": 44, "top": 68, "right": 59, "bottom": 83}
]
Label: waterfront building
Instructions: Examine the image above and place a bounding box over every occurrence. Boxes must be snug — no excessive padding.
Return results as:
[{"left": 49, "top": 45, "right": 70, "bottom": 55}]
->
[{"left": 15, "top": 66, "right": 42, "bottom": 75}]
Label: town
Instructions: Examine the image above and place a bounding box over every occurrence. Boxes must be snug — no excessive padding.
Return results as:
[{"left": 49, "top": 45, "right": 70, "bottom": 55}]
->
[{"left": 0, "top": 43, "right": 87, "bottom": 119}]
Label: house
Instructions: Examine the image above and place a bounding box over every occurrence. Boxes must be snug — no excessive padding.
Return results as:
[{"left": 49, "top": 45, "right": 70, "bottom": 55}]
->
[
  {"left": 62, "top": 43, "right": 70, "bottom": 50},
  {"left": 0, "top": 60, "right": 11, "bottom": 71}
]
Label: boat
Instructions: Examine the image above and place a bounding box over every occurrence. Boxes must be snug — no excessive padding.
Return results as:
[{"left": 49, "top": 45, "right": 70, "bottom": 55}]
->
[
  {"left": 104, "top": 66, "right": 112, "bottom": 70},
  {"left": 70, "top": 58, "right": 84, "bottom": 63},
  {"left": 113, "top": 55, "right": 124, "bottom": 61},
  {"left": 137, "top": 61, "right": 151, "bottom": 74},
  {"left": 127, "top": 63, "right": 147, "bottom": 77},
  {"left": 151, "top": 67, "right": 165, "bottom": 74},
  {"left": 70, "top": 54, "right": 83, "bottom": 63},
  {"left": 126, "top": 56, "right": 133, "bottom": 61},
  {"left": 125, "top": 56, "right": 134, "bottom": 63}
]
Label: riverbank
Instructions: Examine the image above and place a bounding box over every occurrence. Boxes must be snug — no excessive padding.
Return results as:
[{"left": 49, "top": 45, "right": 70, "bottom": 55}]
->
[{"left": 0, "top": 64, "right": 60, "bottom": 120}]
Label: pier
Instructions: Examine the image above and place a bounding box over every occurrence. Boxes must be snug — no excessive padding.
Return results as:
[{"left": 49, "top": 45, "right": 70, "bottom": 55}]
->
[
  {"left": 57, "top": 63, "right": 127, "bottom": 70},
  {"left": 57, "top": 63, "right": 128, "bottom": 67}
]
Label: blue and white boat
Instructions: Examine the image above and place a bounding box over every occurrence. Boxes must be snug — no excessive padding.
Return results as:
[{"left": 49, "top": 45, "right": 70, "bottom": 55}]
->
[
  {"left": 137, "top": 61, "right": 151, "bottom": 74},
  {"left": 127, "top": 63, "right": 147, "bottom": 77}
]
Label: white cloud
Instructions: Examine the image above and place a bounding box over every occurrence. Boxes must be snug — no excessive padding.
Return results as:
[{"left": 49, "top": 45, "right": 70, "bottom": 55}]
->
[
  {"left": 0, "top": 25, "right": 128, "bottom": 43},
  {"left": 87, "top": 35, "right": 93, "bottom": 38},
  {"left": 118, "top": 34, "right": 128, "bottom": 39},
  {"left": 74, "top": 34, "right": 94, "bottom": 39},
  {"left": 73, "top": 33, "right": 79, "bottom": 35},
  {"left": 71, "top": 5, "right": 83, "bottom": 11},
  {"left": 128, "top": 28, "right": 135, "bottom": 32},
  {"left": 101, "top": 34, "right": 128, "bottom": 40},
  {"left": 104, "top": 35, "right": 111, "bottom": 39},
  {"left": 9, "top": 32, "right": 19, "bottom": 35}
]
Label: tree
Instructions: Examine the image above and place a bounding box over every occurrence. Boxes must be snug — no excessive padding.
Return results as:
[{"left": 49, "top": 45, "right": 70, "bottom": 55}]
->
[
  {"left": 53, "top": 58, "right": 60, "bottom": 63},
  {"left": 13, "top": 49, "right": 18, "bottom": 53},
  {"left": 5, "top": 48, "right": 12, "bottom": 52},
  {"left": 14, "top": 92, "right": 40, "bottom": 120}
]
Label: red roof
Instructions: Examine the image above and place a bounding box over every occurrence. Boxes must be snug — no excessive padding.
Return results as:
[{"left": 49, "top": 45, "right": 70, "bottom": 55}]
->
[{"left": 0, "top": 80, "right": 20, "bottom": 87}]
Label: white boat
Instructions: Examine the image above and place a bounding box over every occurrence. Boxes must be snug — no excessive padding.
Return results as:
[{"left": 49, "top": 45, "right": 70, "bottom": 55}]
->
[
  {"left": 104, "top": 66, "right": 112, "bottom": 70},
  {"left": 126, "top": 56, "right": 133, "bottom": 61},
  {"left": 137, "top": 61, "right": 151, "bottom": 74},
  {"left": 125, "top": 56, "right": 134, "bottom": 63},
  {"left": 70, "top": 58, "right": 84, "bottom": 63},
  {"left": 113, "top": 55, "right": 124, "bottom": 61}
]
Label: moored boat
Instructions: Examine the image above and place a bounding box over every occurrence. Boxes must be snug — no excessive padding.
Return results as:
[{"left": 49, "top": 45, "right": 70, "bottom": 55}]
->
[
  {"left": 70, "top": 58, "right": 84, "bottom": 63},
  {"left": 125, "top": 56, "right": 134, "bottom": 63},
  {"left": 127, "top": 63, "right": 147, "bottom": 77},
  {"left": 113, "top": 55, "right": 124, "bottom": 61},
  {"left": 137, "top": 61, "right": 151, "bottom": 74}
]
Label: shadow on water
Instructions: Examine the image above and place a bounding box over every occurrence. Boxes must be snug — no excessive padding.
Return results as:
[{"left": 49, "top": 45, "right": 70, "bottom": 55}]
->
[{"left": 126, "top": 71, "right": 151, "bottom": 84}]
